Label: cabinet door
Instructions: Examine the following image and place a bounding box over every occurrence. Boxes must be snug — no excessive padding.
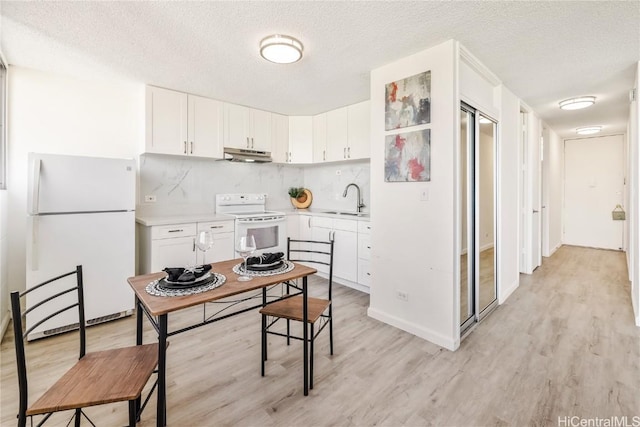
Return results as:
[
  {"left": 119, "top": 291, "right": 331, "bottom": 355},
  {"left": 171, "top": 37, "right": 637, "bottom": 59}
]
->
[
  {"left": 146, "top": 86, "right": 188, "bottom": 155},
  {"left": 326, "top": 107, "right": 349, "bottom": 162},
  {"left": 189, "top": 95, "right": 223, "bottom": 158},
  {"left": 310, "top": 226, "right": 331, "bottom": 275},
  {"left": 312, "top": 113, "right": 327, "bottom": 162},
  {"left": 333, "top": 229, "right": 358, "bottom": 282},
  {"left": 250, "top": 109, "right": 272, "bottom": 151},
  {"left": 224, "top": 103, "right": 251, "bottom": 149},
  {"left": 347, "top": 101, "right": 371, "bottom": 160},
  {"left": 271, "top": 113, "right": 289, "bottom": 163},
  {"left": 288, "top": 116, "right": 313, "bottom": 164},
  {"left": 199, "top": 232, "right": 234, "bottom": 264},
  {"left": 150, "top": 236, "right": 196, "bottom": 272},
  {"left": 299, "top": 214, "right": 313, "bottom": 240}
]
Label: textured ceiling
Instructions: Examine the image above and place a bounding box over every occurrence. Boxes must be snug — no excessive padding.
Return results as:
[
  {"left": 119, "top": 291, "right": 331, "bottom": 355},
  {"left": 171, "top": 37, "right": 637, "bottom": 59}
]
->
[{"left": 1, "top": 1, "right": 639, "bottom": 139}]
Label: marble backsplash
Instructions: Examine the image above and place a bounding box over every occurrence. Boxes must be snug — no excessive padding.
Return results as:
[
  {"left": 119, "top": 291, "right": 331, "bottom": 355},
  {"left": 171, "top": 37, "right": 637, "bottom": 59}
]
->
[{"left": 138, "top": 154, "right": 370, "bottom": 216}]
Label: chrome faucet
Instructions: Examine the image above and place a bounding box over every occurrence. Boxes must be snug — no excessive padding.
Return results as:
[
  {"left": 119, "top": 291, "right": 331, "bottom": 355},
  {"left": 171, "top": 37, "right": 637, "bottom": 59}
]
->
[{"left": 343, "top": 183, "right": 365, "bottom": 213}]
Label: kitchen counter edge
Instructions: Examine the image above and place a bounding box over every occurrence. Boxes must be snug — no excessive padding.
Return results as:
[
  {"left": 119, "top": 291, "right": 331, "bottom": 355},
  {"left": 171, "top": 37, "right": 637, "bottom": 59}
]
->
[{"left": 136, "top": 213, "right": 234, "bottom": 227}]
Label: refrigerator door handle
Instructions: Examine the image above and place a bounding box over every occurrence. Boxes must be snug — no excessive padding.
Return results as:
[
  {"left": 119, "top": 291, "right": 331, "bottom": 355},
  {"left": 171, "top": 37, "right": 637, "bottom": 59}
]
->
[
  {"left": 29, "top": 158, "right": 42, "bottom": 215},
  {"left": 30, "top": 216, "right": 39, "bottom": 271}
]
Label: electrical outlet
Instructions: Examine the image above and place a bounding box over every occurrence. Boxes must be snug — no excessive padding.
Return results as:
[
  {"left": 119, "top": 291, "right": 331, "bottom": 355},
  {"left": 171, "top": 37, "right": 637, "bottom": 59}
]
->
[
  {"left": 144, "top": 195, "right": 157, "bottom": 203},
  {"left": 396, "top": 290, "right": 409, "bottom": 301}
]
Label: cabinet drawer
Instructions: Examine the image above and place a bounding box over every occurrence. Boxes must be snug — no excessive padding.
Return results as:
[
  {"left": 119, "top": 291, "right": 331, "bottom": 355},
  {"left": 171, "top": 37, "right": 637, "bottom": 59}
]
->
[
  {"left": 311, "top": 216, "right": 333, "bottom": 229},
  {"left": 197, "top": 221, "right": 234, "bottom": 234},
  {"left": 358, "top": 259, "right": 371, "bottom": 287},
  {"left": 358, "top": 234, "right": 371, "bottom": 260},
  {"left": 151, "top": 223, "right": 197, "bottom": 239},
  {"left": 358, "top": 221, "right": 372, "bottom": 234},
  {"left": 333, "top": 218, "right": 358, "bottom": 232}
]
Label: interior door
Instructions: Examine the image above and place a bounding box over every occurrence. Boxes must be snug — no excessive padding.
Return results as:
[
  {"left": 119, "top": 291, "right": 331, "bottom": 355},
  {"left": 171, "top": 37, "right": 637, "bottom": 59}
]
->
[{"left": 564, "top": 135, "right": 625, "bottom": 250}]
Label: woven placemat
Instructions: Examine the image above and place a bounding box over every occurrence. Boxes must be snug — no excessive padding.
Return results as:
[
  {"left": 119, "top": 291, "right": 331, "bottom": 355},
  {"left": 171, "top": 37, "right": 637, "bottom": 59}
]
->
[
  {"left": 232, "top": 260, "right": 295, "bottom": 277},
  {"left": 145, "top": 273, "right": 227, "bottom": 297}
]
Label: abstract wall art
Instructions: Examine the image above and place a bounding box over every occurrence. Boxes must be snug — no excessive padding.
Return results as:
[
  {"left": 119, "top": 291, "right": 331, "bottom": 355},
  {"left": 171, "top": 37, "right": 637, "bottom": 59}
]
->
[
  {"left": 384, "top": 129, "right": 431, "bottom": 182},
  {"left": 385, "top": 71, "right": 431, "bottom": 130}
]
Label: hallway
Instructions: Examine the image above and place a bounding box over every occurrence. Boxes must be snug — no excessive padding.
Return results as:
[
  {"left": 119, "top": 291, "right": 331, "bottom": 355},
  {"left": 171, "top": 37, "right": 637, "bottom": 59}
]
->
[{"left": 1, "top": 246, "right": 638, "bottom": 426}]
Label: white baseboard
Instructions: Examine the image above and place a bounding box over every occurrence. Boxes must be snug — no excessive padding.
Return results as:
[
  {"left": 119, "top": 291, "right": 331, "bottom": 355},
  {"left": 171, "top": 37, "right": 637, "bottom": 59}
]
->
[
  {"left": 499, "top": 278, "right": 519, "bottom": 304},
  {"left": 549, "top": 243, "right": 562, "bottom": 257},
  {"left": 1, "top": 310, "right": 10, "bottom": 342},
  {"left": 367, "top": 307, "right": 457, "bottom": 351}
]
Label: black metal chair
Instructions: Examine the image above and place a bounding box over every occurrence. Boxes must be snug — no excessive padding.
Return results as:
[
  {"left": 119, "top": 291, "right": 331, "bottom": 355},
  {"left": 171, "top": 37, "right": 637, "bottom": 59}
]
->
[
  {"left": 260, "top": 237, "right": 334, "bottom": 390},
  {"left": 10, "top": 265, "right": 160, "bottom": 427}
]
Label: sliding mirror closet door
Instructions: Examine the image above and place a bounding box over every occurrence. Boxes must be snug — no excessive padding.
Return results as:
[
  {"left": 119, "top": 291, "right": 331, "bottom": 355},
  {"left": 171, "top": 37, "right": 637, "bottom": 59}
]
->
[
  {"left": 477, "top": 115, "right": 497, "bottom": 319},
  {"left": 460, "top": 109, "right": 474, "bottom": 328},
  {"left": 460, "top": 105, "right": 498, "bottom": 335}
]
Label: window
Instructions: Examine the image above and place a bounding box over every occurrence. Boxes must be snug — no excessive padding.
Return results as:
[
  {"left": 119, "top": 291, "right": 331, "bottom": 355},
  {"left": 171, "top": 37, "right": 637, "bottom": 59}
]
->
[{"left": 0, "top": 59, "right": 5, "bottom": 189}]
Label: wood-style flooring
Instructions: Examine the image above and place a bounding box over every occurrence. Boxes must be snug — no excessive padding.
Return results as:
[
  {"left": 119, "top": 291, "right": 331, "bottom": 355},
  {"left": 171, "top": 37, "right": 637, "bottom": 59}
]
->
[{"left": 1, "top": 245, "right": 639, "bottom": 426}]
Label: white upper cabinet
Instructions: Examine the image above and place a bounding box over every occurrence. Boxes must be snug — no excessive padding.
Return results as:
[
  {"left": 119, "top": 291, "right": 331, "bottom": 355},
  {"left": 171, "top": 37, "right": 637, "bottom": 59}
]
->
[
  {"left": 224, "top": 103, "right": 272, "bottom": 152},
  {"left": 188, "top": 95, "right": 224, "bottom": 157},
  {"left": 271, "top": 113, "right": 289, "bottom": 163},
  {"left": 347, "top": 100, "right": 371, "bottom": 160},
  {"left": 287, "top": 116, "right": 313, "bottom": 164},
  {"left": 312, "top": 113, "right": 327, "bottom": 162},
  {"left": 145, "top": 86, "right": 223, "bottom": 158},
  {"left": 311, "top": 101, "right": 370, "bottom": 163},
  {"left": 326, "top": 107, "right": 349, "bottom": 162}
]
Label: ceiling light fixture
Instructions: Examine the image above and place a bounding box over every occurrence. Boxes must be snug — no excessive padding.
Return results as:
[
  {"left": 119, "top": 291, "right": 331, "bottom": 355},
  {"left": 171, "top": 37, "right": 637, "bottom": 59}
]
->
[
  {"left": 260, "top": 35, "right": 303, "bottom": 64},
  {"left": 576, "top": 126, "right": 602, "bottom": 135},
  {"left": 559, "top": 96, "right": 596, "bottom": 110}
]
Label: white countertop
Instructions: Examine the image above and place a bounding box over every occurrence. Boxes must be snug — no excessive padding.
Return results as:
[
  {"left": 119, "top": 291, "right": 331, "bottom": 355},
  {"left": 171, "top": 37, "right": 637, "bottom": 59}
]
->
[
  {"left": 136, "top": 213, "right": 234, "bottom": 227},
  {"left": 287, "top": 209, "right": 370, "bottom": 220}
]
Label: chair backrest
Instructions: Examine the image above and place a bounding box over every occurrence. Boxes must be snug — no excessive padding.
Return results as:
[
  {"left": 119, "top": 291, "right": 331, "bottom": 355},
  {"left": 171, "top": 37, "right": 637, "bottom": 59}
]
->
[
  {"left": 287, "top": 238, "right": 334, "bottom": 299},
  {"left": 10, "top": 265, "right": 85, "bottom": 422}
]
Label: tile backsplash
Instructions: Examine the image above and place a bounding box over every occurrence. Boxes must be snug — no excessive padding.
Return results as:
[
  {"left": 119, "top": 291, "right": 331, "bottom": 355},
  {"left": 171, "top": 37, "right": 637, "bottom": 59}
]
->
[{"left": 138, "top": 154, "right": 370, "bottom": 215}]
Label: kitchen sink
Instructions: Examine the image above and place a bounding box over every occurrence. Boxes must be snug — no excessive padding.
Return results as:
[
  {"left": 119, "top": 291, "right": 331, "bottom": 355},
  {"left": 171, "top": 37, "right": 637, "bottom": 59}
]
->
[{"left": 321, "top": 210, "right": 367, "bottom": 217}]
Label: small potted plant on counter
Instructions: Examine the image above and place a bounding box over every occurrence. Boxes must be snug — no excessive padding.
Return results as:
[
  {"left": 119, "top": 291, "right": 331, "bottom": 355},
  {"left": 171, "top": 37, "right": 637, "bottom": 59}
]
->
[{"left": 288, "top": 187, "right": 312, "bottom": 209}]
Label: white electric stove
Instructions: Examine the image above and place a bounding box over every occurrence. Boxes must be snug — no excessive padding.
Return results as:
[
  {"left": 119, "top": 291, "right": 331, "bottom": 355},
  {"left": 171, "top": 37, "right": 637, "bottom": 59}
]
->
[{"left": 215, "top": 194, "right": 287, "bottom": 255}]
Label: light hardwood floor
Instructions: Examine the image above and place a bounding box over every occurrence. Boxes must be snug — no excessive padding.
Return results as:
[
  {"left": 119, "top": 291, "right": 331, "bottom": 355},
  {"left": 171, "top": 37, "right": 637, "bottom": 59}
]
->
[{"left": 2, "top": 246, "right": 639, "bottom": 426}]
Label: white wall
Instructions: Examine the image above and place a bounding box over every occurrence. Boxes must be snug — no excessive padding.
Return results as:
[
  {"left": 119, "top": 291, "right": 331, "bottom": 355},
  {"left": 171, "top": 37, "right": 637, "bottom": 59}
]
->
[
  {"left": 543, "top": 127, "right": 563, "bottom": 256},
  {"left": 0, "top": 190, "right": 8, "bottom": 336},
  {"left": 498, "top": 86, "right": 520, "bottom": 303},
  {"left": 368, "top": 40, "right": 458, "bottom": 350},
  {"left": 6, "top": 66, "right": 144, "bottom": 294},
  {"left": 629, "top": 62, "right": 639, "bottom": 326}
]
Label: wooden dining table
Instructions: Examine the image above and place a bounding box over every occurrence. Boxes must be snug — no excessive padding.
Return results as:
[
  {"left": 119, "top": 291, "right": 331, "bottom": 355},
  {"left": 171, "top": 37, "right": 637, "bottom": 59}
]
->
[{"left": 127, "top": 258, "right": 317, "bottom": 427}]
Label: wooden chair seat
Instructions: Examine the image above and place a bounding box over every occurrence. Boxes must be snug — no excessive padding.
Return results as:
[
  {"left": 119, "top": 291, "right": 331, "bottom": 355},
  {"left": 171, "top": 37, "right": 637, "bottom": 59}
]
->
[
  {"left": 260, "top": 296, "right": 330, "bottom": 323},
  {"left": 27, "top": 343, "right": 160, "bottom": 416}
]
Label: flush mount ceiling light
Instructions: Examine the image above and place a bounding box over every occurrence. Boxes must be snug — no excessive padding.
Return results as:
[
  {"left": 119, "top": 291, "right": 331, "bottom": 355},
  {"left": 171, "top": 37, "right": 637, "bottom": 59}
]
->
[
  {"left": 576, "top": 126, "right": 602, "bottom": 135},
  {"left": 559, "top": 96, "right": 596, "bottom": 110},
  {"left": 260, "top": 35, "right": 303, "bottom": 64}
]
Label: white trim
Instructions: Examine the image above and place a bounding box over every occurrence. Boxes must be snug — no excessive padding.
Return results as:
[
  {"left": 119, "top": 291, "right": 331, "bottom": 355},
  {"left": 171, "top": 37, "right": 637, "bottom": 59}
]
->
[
  {"left": 367, "top": 307, "right": 457, "bottom": 351},
  {"left": 498, "top": 278, "right": 519, "bottom": 304},
  {"left": 459, "top": 45, "right": 502, "bottom": 86},
  {"left": 549, "top": 243, "right": 562, "bottom": 257}
]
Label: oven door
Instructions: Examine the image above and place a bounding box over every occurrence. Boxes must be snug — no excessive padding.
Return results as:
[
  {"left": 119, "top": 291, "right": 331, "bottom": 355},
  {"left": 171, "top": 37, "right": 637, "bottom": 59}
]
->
[{"left": 235, "top": 216, "right": 287, "bottom": 255}]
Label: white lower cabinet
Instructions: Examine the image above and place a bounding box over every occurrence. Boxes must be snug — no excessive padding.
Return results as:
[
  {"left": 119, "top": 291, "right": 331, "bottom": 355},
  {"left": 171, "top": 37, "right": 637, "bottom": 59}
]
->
[
  {"left": 286, "top": 214, "right": 370, "bottom": 293},
  {"left": 138, "top": 220, "right": 234, "bottom": 274},
  {"left": 357, "top": 221, "right": 372, "bottom": 288},
  {"left": 196, "top": 221, "right": 234, "bottom": 264},
  {"left": 310, "top": 216, "right": 358, "bottom": 285}
]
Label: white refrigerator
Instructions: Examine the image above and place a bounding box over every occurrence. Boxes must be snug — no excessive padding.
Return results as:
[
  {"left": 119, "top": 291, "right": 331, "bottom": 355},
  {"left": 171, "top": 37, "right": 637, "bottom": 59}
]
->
[{"left": 26, "top": 153, "right": 136, "bottom": 340}]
